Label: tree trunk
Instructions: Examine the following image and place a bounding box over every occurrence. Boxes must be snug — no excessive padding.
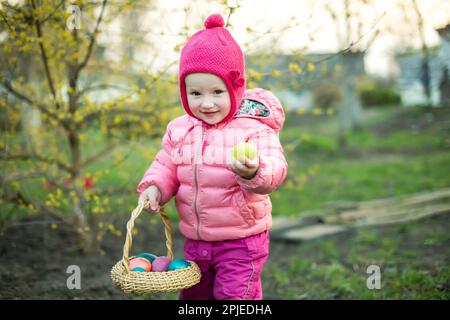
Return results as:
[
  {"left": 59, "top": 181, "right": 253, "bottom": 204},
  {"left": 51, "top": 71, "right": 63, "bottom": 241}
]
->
[
  {"left": 73, "top": 201, "right": 98, "bottom": 255},
  {"left": 66, "top": 32, "right": 99, "bottom": 254},
  {"left": 20, "top": 107, "right": 42, "bottom": 151},
  {"left": 19, "top": 55, "right": 43, "bottom": 153},
  {"left": 68, "top": 128, "right": 98, "bottom": 254},
  {"left": 412, "top": 0, "right": 432, "bottom": 106},
  {"left": 337, "top": 51, "right": 364, "bottom": 148}
]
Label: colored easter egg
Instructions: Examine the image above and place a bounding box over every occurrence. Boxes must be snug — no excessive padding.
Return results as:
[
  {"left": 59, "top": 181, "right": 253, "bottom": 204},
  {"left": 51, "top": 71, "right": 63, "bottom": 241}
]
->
[
  {"left": 232, "top": 142, "right": 257, "bottom": 160},
  {"left": 131, "top": 267, "right": 147, "bottom": 272},
  {"left": 136, "top": 253, "right": 157, "bottom": 263},
  {"left": 167, "top": 259, "right": 191, "bottom": 271},
  {"left": 151, "top": 256, "right": 171, "bottom": 272},
  {"left": 129, "top": 257, "right": 151, "bottom": 272}
]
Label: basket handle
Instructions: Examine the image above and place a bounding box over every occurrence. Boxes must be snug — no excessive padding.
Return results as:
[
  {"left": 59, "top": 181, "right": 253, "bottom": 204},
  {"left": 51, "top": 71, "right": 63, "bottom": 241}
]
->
[{"left": 120, "top": 202, "right": 174, "bottom": 274}]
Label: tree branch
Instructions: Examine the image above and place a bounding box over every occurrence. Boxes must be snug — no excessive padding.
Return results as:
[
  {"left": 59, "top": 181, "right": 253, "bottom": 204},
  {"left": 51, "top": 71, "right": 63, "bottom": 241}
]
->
[
  {"left": 81, "top": 143, "right": 119, "bottom": 168},
  {"left": 0, "top": 10, "right": 13, "bottom": 32},
  {"left": 1, "top": 170, "right": 73, "bottom": 198},
  {"left": 0, "top": 79, "right": 58, "bottom": 121},
  {"left": 325, "top": 2, "right": 344, "bottom": 48},
  {"left": 0, "top": 96, "right": 19, "bottom": 112},
  {"left": 39, "top": 0, "right": 65, "bottom": 24},
  {"left": 83, "top": 107, "right": 157, "bottom": 123},
  {"left": 76, "top": 0, "right": 108, "bottom": 75},
  {"left": 77, "top": 83, "right": 130, "bottom": 98},
  {"left": 2, "top": 152, "right": 73, "bottom": 174},
  {"left": 1, "top": 171, "right": 45, "bottom": 184},
  {"left": 30, "top": 0, "right": 61, "bottom": 110},
  {"left": 0, "top": 176, "right": 66, "bottom": 222}
]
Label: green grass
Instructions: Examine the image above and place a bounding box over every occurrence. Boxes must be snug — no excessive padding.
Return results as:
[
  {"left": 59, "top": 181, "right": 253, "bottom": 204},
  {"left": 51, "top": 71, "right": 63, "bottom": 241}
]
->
[{"left": 264, "top": 214, "right": 450, "bottom": 299}]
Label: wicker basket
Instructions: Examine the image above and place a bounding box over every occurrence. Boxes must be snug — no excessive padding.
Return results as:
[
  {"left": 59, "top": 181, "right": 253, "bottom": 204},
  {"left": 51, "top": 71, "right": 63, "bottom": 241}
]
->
[{"left": 110, "top": 203, "right": 201, "bottom": 294}]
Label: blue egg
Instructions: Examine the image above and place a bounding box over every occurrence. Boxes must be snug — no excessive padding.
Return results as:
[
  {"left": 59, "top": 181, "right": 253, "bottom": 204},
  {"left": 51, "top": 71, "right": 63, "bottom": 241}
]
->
[
  {"left": 131, "top": 267, "right": 147, "bottom": 272},
  {"left": 136, "top": 253, "right": 157, "bottom": 263},
  {"left": 167, "top": 259, "right": 191, "bottom": 271}
]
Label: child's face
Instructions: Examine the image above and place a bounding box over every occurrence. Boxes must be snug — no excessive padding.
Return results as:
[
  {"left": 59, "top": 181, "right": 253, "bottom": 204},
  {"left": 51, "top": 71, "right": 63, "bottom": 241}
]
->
[{"left": 185, "top": 73, "right": 231, "bottom": 125}]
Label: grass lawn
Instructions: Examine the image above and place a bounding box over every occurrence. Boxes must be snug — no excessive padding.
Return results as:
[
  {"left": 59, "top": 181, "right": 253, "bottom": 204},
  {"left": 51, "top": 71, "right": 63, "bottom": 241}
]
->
[{"left": 264, "top": 212, "right": 450, "bottom": 299}]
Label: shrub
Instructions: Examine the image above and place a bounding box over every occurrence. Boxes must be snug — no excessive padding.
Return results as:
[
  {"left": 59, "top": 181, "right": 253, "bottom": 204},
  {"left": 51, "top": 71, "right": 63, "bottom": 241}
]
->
[
  {"left": 358, "top": 80, "right": 401, "bottom": 107},
  {"left": 312, "top": 81, "right": 342, "bottom": 111}
]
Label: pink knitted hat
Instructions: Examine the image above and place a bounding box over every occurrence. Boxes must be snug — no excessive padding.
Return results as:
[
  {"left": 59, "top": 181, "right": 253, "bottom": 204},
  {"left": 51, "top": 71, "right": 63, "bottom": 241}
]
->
[{"left": 179, "top": 13, "right": 246, "bottom": 124}]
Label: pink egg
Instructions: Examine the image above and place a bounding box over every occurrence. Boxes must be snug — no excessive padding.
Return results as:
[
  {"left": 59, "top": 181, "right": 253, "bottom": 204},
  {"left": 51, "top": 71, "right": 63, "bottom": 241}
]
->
[
  {"left": 151, "top": 256, "right": 171, "bottom": 272},
  {"left": 129, "top": 257, "right": 151, "bottom": 272}
]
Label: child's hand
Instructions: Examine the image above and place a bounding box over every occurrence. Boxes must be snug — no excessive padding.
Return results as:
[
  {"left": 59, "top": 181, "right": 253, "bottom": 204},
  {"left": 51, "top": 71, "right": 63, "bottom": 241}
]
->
[
  {"left": 228, "top": 155, "right": 259, "bottom": 180},
  {"left": 138, "top": 185, "right": 161, "bottom": 213}
]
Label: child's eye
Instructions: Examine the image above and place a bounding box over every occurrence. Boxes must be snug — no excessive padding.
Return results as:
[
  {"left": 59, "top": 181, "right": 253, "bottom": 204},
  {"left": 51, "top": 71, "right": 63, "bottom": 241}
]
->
[
  {"left": 214, "top": 90, "right": 224, "bottom": 95},
  {"left": 190, "top": 91, "right": 201, "bottom": 96}
]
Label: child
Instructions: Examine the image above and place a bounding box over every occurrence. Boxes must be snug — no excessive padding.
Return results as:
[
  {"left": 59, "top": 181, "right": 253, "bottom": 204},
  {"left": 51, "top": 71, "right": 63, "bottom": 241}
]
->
[{"left": 137, "top": 13, "right": 288, "bottom": 300}]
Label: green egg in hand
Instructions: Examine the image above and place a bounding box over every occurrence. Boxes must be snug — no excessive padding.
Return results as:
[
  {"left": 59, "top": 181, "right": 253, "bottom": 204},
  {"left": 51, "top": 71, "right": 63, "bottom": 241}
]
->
[{"left": 232, "top": 142, "right": 257, "bottom": 160}]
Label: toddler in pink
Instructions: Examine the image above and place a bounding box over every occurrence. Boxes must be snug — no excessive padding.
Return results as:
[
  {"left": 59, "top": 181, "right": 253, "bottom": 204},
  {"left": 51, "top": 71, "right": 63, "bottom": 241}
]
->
[{"left": 137, "top": 13, "right": 288, "bottom": 300}]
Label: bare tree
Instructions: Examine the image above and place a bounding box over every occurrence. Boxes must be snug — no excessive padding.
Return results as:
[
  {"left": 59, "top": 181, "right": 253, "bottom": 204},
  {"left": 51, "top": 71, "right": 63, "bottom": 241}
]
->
[
  {"left": 324, "top": 0, "right": 384, "bottom": 147},
  {"left": 412, "top": 0, "right": 432, "bottom": 105}
]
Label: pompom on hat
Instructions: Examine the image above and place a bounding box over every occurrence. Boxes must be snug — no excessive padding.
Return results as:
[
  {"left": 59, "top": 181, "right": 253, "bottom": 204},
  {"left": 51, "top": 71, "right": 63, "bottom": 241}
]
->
[{"left": 179, "top": 13, "right": 246, "bottom": 124}]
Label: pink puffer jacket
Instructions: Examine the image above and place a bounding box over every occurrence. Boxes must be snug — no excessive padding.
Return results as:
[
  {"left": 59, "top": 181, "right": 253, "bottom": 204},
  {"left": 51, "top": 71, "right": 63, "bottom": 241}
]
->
[{"left": 137, "top": 88, "right": 288, "bottom": 241}]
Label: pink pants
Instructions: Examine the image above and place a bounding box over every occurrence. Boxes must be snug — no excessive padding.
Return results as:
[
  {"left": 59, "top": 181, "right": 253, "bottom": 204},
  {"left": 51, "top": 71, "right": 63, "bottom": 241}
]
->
[{"left": 179, "top": 231, "right": 270, "bottom": 300}]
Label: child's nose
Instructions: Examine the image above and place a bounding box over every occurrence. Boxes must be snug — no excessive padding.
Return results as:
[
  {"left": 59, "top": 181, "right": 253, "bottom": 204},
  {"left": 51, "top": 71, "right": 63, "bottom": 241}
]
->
[{"left": 201, "top": 97, "right": 215, "bottom": 109}]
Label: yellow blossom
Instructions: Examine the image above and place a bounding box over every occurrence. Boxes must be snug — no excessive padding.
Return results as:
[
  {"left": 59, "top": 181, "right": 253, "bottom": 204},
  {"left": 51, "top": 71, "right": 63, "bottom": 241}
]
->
[
  {"left": 248, "top": 70, "right": 262, "bottom": 81},
  {"left": 312, "top": 108, "right": 323, "bottom": 116},
  {"left": 92, "top": 207, "right": 100, "bottom": 214},
  {"left": 11, "top": 181, "right": 20, "bottom": 189},
  {"left": 271, "top": 69, "right": 282, "bottom": 77},
  {"left": 247, "top": 81, "right": 256, "bottom": 89},
  {"left": 289, "top": 63, "right": 303, "bottom": 75}
]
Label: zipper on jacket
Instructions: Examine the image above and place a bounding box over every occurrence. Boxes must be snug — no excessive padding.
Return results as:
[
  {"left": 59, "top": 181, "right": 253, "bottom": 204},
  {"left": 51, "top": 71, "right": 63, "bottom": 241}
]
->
[{"left": 193, "top": 126, "right": 206, "bottom": 240}]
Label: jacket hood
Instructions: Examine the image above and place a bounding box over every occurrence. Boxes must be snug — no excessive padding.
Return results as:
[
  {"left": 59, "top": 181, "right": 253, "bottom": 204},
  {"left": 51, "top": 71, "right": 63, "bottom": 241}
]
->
[{"left": 234, "top": 88, "right": 285, "bottom": 133}]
